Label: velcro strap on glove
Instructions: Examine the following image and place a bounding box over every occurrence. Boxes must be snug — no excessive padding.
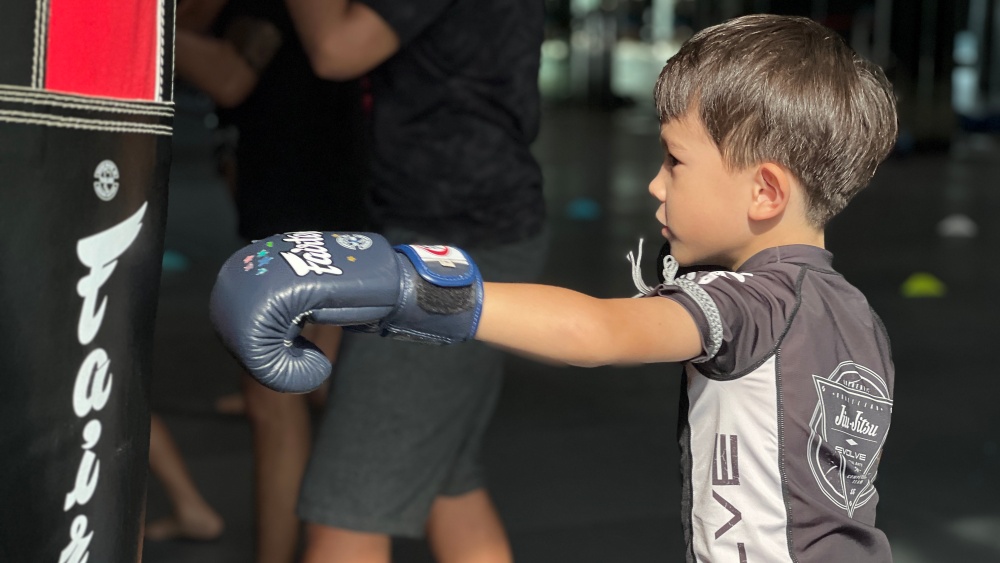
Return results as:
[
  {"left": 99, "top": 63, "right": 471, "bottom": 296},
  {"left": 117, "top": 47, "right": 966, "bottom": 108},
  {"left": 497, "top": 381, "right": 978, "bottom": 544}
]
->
[{"left": 381, "top": 244, "right": 483, "bottom": 343}]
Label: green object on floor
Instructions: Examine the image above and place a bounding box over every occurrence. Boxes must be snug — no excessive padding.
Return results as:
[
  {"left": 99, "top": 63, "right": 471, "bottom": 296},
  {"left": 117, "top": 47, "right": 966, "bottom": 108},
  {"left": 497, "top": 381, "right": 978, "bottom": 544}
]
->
[{"left": 900, "top": 272, "right": 946, "bottom": 298}]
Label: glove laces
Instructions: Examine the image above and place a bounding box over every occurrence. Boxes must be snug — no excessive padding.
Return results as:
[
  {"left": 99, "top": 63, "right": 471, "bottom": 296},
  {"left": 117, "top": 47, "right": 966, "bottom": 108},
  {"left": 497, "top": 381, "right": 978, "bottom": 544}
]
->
[
  {"left": 627, "top": 238, "right": 724, "bottom": 361},
  {"left": 627, "top": 238, "right": 682, "bottom": 297}
]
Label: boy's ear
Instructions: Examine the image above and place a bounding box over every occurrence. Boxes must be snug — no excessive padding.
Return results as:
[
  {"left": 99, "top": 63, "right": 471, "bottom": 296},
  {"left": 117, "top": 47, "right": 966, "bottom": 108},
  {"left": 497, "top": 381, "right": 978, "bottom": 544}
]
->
[{"left": 748, "top": 162, "right": 792, "bottom": 221}]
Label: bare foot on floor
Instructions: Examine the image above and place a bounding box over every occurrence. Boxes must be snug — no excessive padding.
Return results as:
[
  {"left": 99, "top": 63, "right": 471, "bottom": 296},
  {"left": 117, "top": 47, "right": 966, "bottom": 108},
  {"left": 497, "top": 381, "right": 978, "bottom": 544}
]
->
[{"left": 145, "top": 507, "right": 224, "bottom": 542}]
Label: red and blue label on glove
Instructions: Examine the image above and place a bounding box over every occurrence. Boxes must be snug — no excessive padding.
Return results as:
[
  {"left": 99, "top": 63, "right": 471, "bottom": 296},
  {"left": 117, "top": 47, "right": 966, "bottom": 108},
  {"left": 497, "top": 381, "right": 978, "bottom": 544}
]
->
[{"left": 395, "top": 244, "right": 479, "bottom": 288}]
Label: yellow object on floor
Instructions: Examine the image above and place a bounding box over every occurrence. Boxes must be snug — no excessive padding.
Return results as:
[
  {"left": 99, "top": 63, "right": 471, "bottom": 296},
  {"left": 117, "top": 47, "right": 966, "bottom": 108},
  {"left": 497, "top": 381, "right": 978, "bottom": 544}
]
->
[{"left": 900, "top": 272, "right": 947, "bottom": 298}]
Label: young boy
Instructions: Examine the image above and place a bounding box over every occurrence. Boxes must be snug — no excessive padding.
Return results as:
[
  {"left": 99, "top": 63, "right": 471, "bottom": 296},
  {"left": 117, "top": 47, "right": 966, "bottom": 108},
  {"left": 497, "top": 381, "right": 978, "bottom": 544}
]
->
[
  {"left": 211, "top": 13, "right": 898, "bottom": 563},
  {"left": 476, "top": 14, "right": 898, "bottom": 562}
]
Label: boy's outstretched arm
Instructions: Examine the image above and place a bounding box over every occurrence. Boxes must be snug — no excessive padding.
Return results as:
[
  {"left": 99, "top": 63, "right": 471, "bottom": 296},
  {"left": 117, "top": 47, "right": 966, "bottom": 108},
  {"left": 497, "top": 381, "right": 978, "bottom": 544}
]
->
[
  {"left": 210, "top": 234, "right": 706, "bottom": 393},
  {"left": 476, "top": 283, "right": 703, "bottom": 367}
]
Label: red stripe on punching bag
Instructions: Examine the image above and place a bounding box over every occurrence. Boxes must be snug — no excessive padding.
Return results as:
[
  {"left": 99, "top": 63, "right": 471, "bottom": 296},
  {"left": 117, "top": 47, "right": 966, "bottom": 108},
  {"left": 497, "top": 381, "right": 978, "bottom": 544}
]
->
[{"left": 44, "top": 0, "right": 160, "bottom": 100}]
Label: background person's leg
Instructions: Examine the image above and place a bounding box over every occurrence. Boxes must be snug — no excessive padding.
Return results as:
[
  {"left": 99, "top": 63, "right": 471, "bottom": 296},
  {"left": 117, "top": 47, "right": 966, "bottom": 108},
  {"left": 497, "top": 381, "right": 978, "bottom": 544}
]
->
[
  {"left": 301, "top": 524, "right": 391, "bottom": 563},
  {"left": 244, "top": 323, "right": 341, "bottom": 563},
  {"left": 243, "top": 377, "right": 310, "bottom": 563},
  {"left": 146, "top": 414, "right": 225, "bottom": 541},
  {"left": 421, "top": 230, "right": 549, "bottom": 563},
  {"left": 427, "top": 489, "right": 512, "bottom": 563},
  {"left": 297, "top": 229, "right": 547, "bottom": 562}
]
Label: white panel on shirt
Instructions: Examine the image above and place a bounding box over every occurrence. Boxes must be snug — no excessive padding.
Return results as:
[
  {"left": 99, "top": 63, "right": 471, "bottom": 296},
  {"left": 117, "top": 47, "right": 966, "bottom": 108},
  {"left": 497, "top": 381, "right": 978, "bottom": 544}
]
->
[{"left": 687, "top": 356, "right": 793, "bottom": 563}]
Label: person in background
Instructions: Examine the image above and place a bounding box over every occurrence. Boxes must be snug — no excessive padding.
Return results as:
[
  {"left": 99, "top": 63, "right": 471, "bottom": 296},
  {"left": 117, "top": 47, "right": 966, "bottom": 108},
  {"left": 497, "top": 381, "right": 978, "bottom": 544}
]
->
[
  {"left": 283, "top": 0, "right": 547, "bottom": 561},
  {"left": 171, "top": 0, "right": 369, "bottom": 560}
]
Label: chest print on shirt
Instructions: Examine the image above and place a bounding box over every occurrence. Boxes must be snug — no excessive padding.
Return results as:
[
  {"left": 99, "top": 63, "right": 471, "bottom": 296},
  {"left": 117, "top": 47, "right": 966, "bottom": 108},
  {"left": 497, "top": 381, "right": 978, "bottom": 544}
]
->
[
  {"left": 807, "top": 361, "right": 893, "bottom": 517},
  {"left": 676, "top": 270, "right": 755, "bottom": 284},
  {"left": 696, "top": 270, "right": 754, "bottom": 284}
]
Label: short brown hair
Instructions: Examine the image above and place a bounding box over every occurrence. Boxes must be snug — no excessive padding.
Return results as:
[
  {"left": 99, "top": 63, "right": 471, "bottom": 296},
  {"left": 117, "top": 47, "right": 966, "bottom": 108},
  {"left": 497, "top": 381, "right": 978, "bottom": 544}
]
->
[{"left": 654, "top": 14, "right": 898, "bottom": 227}]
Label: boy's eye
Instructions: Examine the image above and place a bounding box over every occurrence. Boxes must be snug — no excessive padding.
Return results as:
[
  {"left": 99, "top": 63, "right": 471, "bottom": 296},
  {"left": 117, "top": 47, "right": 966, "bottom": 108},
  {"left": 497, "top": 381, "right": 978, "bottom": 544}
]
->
[{"left": 665, "top": 153, "right": 679, "bottom": 167}]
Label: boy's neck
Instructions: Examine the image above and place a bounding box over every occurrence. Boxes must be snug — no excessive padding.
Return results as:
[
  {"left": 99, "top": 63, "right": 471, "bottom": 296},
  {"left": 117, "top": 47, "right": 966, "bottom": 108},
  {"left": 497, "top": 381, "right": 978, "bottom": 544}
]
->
[{"left": 729, "top": 228, "right": 825, "bottom": 270}]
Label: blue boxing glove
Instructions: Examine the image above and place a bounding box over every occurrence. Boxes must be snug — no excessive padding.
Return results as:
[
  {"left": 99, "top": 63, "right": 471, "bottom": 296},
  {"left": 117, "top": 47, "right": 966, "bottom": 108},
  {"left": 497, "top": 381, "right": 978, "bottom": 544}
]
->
[{"left": 209, "top": 231, "right": 483, "bottom": 393}]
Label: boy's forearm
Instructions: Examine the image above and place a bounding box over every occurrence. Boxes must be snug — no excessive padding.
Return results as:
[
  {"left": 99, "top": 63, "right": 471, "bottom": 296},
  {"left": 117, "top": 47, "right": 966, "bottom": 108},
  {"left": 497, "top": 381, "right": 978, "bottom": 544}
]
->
[
  {"left": 476, "top": 283, "right": 703, "bottom": 367},
  {"left": 477, "top": 283, "right": 610, "bottom": 366}
]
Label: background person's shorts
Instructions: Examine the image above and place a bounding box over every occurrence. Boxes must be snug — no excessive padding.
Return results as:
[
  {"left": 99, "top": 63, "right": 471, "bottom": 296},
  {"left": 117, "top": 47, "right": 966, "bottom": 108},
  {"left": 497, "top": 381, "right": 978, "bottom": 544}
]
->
[{"left": 297, "top": 226, "right": 548, "bottom": 537}]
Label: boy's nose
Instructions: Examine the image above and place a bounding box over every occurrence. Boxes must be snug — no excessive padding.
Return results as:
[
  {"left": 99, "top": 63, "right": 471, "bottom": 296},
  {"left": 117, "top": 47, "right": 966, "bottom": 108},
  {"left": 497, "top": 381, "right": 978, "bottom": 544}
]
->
[{"left": 648, "top": 169, "right": 666, "bottom": 200}]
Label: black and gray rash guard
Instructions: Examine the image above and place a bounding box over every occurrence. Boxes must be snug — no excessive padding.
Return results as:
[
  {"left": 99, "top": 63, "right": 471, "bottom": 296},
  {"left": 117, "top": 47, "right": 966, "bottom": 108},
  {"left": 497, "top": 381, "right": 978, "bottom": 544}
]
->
[{"left": 652, "top": 245, "right": 894, "bottom": 563}]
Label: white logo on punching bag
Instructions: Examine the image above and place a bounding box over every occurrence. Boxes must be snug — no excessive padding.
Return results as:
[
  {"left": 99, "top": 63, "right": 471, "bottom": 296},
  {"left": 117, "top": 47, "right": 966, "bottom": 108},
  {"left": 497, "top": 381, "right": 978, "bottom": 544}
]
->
[
  {"left": 280, "top": 231, "right": 344, "bottom": 276},
  {"left": 93, "top": 160, "right": 120, "bottom": 201},
  {"left": 76, "top": 203, "right": 147, "bottom": 345},
  {"left": 60, "top": 202, "right": 147, "bottom": 563}
]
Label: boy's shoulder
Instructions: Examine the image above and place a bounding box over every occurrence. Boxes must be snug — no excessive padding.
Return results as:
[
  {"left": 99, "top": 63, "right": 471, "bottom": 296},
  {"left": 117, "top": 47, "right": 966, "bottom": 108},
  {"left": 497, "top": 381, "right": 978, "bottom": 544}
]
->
[
  {"left": 673, "top": 244, "right": 835, "bottom": 301},
  {"left": 657, "top": 244, "right": 867, "bottom": 371}
]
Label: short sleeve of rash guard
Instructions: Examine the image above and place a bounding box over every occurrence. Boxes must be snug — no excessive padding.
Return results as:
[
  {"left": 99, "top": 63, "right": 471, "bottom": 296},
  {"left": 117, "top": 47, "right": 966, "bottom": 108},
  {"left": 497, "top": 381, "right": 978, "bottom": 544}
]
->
[
  {"left": 356, "top": 0, "right": 454, "bottom": 45},
  {"left": 653, "top": 269, "right": 798, "bottom": 377}
]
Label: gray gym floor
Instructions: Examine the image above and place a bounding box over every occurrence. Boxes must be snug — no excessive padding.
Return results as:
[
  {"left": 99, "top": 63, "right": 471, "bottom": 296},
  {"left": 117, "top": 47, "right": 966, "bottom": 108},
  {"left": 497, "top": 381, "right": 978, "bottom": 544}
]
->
[{"left": 143, "top": 95, "right": 1000, "bottom": 563}]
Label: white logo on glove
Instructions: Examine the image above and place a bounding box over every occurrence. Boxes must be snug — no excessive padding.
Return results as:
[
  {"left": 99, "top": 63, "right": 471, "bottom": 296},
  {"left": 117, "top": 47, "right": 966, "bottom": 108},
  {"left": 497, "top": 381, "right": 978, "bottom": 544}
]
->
[
  {"left": 335, "top": 234, "right": 373, "bottom": 251},
  {"left": 281, "top": 232, "right": 344, "bottom": 276}
]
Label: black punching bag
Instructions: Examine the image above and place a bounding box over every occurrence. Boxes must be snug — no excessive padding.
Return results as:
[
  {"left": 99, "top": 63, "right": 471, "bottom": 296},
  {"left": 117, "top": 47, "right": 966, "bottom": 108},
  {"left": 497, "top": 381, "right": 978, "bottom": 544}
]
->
[{"left": 0, "top": 0, "right": 174, "bottom": 561}]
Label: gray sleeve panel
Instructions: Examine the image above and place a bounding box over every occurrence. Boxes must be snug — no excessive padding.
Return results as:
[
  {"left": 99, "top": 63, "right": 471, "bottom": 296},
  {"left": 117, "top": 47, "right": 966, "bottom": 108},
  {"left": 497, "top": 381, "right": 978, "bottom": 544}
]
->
[
  {"left": 655, "top": 266, "right": 802, "bottom": 378},
  {"left": 669, "top": 276, "right": 724, "bottom": 361}
]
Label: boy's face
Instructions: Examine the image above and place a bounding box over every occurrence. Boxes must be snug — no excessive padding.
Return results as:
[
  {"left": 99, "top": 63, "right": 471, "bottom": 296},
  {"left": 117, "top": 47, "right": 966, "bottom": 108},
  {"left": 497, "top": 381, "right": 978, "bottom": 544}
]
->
[{"left": 648, "top": 110, "right": 756, "bottom": 269}]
